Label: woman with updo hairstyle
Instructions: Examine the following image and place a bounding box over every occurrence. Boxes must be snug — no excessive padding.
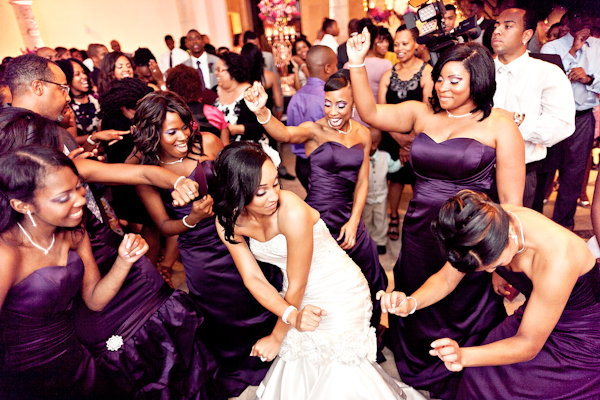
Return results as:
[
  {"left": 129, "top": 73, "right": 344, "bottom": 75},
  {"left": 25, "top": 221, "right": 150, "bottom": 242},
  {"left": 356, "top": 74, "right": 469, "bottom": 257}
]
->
[
  {"left": 380, "top": 189, "right": 600, "bottom": 399},
  {"left": 0, "top": 145, "right": 148, "bottom": 399},
  {"left": 96, "top": 51, "right": 134, "bottom": 95},
  {"left": 348, "top": 32, "right": 525, "bottom": 398},
  {"left": 211, "top": 141, "right": 424, "bottom": 399},
  {"left": 165, "top": 63, "right": 228, "bottom": 138},
  {"left": 244, "top": 70, "right": 388, "bottom": 353},
  {"left": 131, "top": 91, "right": 282, "bottom": 398}
]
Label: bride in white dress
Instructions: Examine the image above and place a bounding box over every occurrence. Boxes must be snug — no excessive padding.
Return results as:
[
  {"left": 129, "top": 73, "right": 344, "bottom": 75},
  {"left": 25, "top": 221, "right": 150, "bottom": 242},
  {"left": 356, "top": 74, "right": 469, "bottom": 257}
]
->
[{"left": 213, "top": 141, "right": 424, "bottom": 399}]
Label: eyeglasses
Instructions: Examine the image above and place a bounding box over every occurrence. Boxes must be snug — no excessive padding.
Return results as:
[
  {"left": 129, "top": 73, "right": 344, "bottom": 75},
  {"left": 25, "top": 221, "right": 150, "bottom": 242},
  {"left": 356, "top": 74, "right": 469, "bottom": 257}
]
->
[
  {"left": 215, "top": 67, "right": 229, "bottom": 73},
  {"left": 39, "top": 79, "right": 70, "bottom": 94}
]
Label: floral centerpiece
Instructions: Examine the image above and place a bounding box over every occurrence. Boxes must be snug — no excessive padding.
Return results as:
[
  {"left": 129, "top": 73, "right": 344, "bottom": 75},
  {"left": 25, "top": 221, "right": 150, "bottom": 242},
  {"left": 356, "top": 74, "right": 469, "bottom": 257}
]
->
[{"left": 258, "top": 0, "right": 300, "bottom": 25}]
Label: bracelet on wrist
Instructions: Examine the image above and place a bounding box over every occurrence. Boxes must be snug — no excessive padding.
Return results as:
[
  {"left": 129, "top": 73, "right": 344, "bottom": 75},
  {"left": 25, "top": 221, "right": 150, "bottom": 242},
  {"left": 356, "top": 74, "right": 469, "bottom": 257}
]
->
[
  {"left": 257, "top": 108, "right": 272, "bottom": 125},
  {"left": 348, "top": 62, "right": 366, "bottom": 68},
  {"left": 173, "top": 176, "right": 186, "bottom": 190},
  {"left": 86, "top": 135, "right": 97, "bottom": 145},
  {"left": 406, "top": 296, "right": 418, "bottom": 315},
  {"left": 282, "top": 305, "right": 297, "bottom": 324},
  {"left": 182, "top": 215, "right": 197, "bottom": 229}
]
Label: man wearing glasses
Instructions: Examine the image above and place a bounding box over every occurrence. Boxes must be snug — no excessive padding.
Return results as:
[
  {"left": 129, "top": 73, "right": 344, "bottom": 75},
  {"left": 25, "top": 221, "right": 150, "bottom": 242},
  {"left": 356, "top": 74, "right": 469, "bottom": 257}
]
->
[{"left": 5, "top": 54, "right": 71, "bottom": 123}]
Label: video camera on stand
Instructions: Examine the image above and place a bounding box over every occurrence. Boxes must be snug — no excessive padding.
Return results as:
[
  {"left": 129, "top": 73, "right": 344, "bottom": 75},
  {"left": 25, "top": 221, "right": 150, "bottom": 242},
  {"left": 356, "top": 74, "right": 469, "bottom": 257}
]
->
[{"left": 404, "top": 0, "right": 480, "bottom": 54}]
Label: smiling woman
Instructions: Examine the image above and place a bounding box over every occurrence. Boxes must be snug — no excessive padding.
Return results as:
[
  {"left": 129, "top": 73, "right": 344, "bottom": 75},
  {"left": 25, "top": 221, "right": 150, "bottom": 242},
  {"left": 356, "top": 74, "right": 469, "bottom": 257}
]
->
[
  {"left": 96, "top": 51, "right": 134, "bottom": 94},
  {"left": 348, "top": 30, "right": 525, "bottom": 398}
]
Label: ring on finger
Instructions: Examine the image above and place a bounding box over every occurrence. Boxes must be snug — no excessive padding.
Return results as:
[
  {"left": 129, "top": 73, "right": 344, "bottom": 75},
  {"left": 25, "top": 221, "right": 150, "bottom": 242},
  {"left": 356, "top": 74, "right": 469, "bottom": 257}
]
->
[
  {"left": 187, "top": 191, "right": 195, "bottom": 196},
  {"left": 259, "top": 356, "right": 267, "bottom": 362}
]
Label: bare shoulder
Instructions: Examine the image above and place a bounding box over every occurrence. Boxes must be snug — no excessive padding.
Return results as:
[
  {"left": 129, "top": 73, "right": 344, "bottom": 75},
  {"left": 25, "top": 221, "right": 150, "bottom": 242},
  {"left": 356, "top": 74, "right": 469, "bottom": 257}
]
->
[
  {"left": 277, "top": 190, "right": 319, "bottom": 231},
  {"left": 200, "top": 131, "right": 224, "bottom": 156},
  {"left": 488, "top": 109, "right": 521, "bottom": 139},
  {"left": 0, "top": 242, "right": 19, "bottom": 286}
]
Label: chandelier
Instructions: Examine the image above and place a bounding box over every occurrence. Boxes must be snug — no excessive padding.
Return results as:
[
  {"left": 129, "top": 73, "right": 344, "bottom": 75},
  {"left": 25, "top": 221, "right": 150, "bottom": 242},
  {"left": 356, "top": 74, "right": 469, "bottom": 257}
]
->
[{"left": 258, "top": 0, "right": 300, "bottom": 68}]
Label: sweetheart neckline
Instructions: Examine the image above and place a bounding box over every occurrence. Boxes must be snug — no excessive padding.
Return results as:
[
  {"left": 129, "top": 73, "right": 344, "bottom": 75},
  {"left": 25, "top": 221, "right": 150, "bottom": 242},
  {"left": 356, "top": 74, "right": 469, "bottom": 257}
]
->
[
  {"left": 308, "top": 141, "right": 363, "bottom": 158},
  {"left": 419, "top": 132, "right": 495, "bottom": 151},
  {"left": 12, "top": 251, "right": 80, "bottom": 289}
]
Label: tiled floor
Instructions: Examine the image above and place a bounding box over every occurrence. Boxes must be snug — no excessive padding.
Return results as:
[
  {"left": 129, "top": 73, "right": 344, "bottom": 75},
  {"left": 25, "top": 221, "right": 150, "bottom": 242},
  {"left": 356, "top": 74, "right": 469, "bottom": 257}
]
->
[{"left": 170, "top": 144, "right": 596, "bottom": 400}]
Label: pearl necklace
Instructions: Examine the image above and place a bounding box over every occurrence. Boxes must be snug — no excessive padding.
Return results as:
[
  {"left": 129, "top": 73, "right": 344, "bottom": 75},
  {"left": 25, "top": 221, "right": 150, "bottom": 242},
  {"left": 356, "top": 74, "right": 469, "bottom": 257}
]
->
[
  {"left": 17, "top": 222, "right": 55, "bottom": 255},
  {"left": 446, "top": 110, "right": 473, "bottom": 119},
  {"left": 328, "top": 120, "right": 352, "bottom": 135},
  {"left": 158, "top": 156, "right": 184, "bottom": 165},
  {"left": 506, "top": 210, "right": 525, "bottom": 254}
]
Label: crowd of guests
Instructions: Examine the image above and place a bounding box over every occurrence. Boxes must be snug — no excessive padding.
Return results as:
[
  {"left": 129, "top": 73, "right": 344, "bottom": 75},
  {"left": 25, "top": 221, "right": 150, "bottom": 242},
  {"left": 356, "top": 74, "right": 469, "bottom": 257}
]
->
[{"left": 0, "top": 0, "right": 599, "bottom": 399}]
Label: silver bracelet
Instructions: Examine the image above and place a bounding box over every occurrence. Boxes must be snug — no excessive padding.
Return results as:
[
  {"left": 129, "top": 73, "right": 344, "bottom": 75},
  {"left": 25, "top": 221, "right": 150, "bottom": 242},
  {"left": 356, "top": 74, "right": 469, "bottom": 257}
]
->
[
  {"left": 257, "top": 108, "right": 272, "bottom": 125},
  {"left": 282, "top": 305, "right": 297, "bottom": 324},
  {"left": 347, "top": 62, "right": 366, "bottom": 68},
  {"left": 173, "top": 176, "right": 186, "bottom": 190},
  {"left": 182, "top": 215, "right": 197, "bottom": 229},
  {"left": 86, "top": 135, "right": 97, "bottom": 145},
  {"left": 406, "top": 296, "right": 418, "bottom": 315}
]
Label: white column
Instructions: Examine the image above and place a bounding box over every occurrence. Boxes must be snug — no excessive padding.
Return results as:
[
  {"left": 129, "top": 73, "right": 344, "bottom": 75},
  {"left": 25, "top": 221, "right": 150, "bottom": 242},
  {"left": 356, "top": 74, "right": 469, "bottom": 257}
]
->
[
  {"left": 329, "top": 0, "right": 350, "bottom": 41},
  {"left": 174, "top": 0, "right": 233, "bottom": 48},
  {"left": 9, "top": 0, "right": 43, "bottom": 50}
]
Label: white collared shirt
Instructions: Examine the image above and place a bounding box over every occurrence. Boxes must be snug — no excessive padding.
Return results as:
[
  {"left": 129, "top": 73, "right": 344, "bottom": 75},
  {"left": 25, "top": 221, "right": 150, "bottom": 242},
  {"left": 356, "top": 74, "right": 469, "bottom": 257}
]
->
[
  {"left": 159, "top": 48, "right": 190, "bottom": 73},
  {"left": 494, "top": 51, "right": 575, "bottom": 164},
  {"left": 190, "top": 52, "right": 210, "bottom": 85}
]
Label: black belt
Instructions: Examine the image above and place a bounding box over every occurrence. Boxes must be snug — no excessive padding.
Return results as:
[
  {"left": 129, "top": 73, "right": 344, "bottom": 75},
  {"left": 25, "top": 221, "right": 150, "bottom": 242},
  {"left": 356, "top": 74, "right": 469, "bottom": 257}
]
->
[{"left": 576, "top": 108, "right": 593, "bottom": 117}]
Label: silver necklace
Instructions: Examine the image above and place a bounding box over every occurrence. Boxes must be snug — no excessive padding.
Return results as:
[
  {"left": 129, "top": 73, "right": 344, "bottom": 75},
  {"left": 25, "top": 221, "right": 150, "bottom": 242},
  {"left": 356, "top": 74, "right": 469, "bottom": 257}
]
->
[
  {"left": 158, "top": 156, "right": 184, "bottom": 165},
  {"left": 17, "top": 222, "right": 55, "bottom": 255},
  {"left": 446, "top": 110, "right": 473, "bottom": 118},
  {"left": 506, "top": 210, "right": 525, "bottom": 254},
  {"left": 328, "top": 120, "right": 352, "bottom": 135}
]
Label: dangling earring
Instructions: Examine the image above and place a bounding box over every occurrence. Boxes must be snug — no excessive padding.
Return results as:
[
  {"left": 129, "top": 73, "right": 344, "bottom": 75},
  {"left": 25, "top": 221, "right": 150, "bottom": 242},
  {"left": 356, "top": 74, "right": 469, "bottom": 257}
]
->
[
  {"left": 352, "top": 107, "right": 356, "bottom": 119},
  {"left": 27, "top": 210, "right": 37, "bottom": 227}
]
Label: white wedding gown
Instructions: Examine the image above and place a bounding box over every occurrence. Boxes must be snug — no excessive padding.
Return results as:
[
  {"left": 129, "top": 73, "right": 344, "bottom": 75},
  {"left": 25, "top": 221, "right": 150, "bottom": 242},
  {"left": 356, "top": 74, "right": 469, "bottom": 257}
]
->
[{"left": 249, "top": 219, "right": 425, "bottom": 400}]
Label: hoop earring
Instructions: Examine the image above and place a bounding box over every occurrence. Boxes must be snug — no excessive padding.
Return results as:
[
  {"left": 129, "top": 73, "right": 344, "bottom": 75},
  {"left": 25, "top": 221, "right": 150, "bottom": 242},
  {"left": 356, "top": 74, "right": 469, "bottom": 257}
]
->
[{"left": 27, "top": 210, "right": 37, "bottom": 227}]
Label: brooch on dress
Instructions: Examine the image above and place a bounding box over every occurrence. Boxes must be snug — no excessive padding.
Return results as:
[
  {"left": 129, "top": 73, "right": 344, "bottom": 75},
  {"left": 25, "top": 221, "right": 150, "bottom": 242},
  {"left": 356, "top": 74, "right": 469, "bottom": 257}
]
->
[{"left": 106, "top": 335, "right": 124, "bottom": 351}]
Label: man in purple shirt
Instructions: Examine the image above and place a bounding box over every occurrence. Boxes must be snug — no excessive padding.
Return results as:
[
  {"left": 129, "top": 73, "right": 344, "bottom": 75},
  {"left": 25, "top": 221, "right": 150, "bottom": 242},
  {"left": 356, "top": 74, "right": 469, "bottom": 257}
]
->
[{"left": 286, "top": 45, "right": 337, "bottom": 191}]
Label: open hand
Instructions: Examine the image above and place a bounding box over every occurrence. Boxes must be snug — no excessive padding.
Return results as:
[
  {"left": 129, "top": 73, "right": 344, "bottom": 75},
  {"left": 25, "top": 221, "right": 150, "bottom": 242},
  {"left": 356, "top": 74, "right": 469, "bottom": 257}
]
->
[
  {"left": 430, "top": 338, "right": 464, "bottom": 372},
  {"left": 346, "top": 27, "right": 371, "bottom": 65},
  {"left": 117, "top": 233, "right": 149, "bottom": 264},
  {"left": 243, "top": 81, "right": 269, "bottom": 113}
]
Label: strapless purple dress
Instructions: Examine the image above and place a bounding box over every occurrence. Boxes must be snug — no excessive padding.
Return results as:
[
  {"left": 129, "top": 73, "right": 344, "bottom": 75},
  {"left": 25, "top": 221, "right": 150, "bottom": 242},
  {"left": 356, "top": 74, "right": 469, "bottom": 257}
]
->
[
  {"left": 74, "top": 211, "right": 223, "bottom": 399},
  {"left": 458, "top": 262, "right": 600, "bottom": 399},
  {"left": 160, "top": 161, "right": 282, "bottom": 398},
  {"left": 0, "top": 251, "right": 96, "bottom": 399},
  {"left": 305, "top": 141, "right": 388, "bottom": 331},
  {"left": 388, "top": 133, "right": 507, "bottom": 399}
]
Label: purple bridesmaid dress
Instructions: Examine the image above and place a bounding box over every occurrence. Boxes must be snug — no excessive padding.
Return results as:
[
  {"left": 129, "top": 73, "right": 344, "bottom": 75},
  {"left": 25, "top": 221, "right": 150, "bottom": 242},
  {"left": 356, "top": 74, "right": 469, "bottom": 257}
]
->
[
  {"left": 0, "top": 251, "right": 96, "bottom": 399},
  {"left": 304, "top": 141, "right": 388, "bottom": 332},
  {"left": 160, "top": 161, "right": 282, "bottom": 398},
  {"left": 388, "top": 133, "right": 507, "bottom": 399},
  {"left": 74, "top": 211, "right": 224, "bottom": 399},
  {"left": 457, "top": 262, "right": 600, "bottom": 399}
]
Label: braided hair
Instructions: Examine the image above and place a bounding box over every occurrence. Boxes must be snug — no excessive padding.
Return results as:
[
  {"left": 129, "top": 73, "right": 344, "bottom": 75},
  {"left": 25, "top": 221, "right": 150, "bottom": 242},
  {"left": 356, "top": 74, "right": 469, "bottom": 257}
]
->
[
  {"left": 431, "top": 190, "right": 510, "bottom": 273},
  {"left": 99, "top": 77, "right": 152, "bottom": 130}
]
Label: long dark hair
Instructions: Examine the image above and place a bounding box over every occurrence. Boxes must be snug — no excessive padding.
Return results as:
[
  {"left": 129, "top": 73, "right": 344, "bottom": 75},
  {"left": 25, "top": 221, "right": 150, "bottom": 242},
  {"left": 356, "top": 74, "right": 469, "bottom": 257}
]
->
[
  {"left": 431, "top": 190, "right": 510, "bottom": 273},
  {"left": 97, "top": 51, "right": 133, "bottom": 94},
  {"left": 132, "top": 91, "right": 203, "bottom": 166},
  {"left": 430, "top": 43, "right": 495, "bottom": 121},
  {"left": 212, "top": 141, "right": 269, "bottom": 243},
  {"left": 0, "top": 107, "right": 61, "bottom": 153},
  {"left": 0, "top": 145, "right": 79, "bottom": 234},
  {"left": 55, "top": 58, "right": 92, "bottom": 95},
  {"left": 241, "top": 43, "right": 265, "bottom": 84}
]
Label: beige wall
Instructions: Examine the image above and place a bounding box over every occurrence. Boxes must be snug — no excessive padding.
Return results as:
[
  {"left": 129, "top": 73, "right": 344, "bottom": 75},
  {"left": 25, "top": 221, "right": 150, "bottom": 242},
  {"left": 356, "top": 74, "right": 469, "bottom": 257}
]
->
[{"left": 1, "top": 0, "right": 232, "bottom": 60}]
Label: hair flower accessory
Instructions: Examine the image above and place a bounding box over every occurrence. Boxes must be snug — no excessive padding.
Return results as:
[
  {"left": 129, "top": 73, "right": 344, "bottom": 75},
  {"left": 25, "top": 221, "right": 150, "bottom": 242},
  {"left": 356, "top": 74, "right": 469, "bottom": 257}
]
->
[{"left": 106, "top": 335, "right": 124, "bottom": 351}]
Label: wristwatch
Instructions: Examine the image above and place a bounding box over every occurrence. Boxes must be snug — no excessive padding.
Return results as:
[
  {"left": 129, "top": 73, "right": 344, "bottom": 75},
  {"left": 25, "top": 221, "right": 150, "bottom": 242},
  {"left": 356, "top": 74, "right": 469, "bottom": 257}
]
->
[
  {"left": 513, "top": 112, "right": 525, "bottom": 126},
  {"left": 586, "top": 74, "right": 595, "bottom": 85}
]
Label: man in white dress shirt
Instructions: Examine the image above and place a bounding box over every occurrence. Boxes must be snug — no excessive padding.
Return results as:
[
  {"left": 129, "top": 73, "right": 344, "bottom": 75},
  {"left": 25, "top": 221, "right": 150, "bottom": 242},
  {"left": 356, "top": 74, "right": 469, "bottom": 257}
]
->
[
  {"left": 492, "top": 7, "right": 575, "bottom": 207},
  {"left": 317, "top": 18, "right": 340, "bottom": 55},
  {"left": 159, "top": 35, "right": 190, "bottom": 74},
  {"left": 184, "top": 29, "right": 220, "bottom": 90},
  {"left": 541, "top": 7, "right": 600, "bottom": 229}
]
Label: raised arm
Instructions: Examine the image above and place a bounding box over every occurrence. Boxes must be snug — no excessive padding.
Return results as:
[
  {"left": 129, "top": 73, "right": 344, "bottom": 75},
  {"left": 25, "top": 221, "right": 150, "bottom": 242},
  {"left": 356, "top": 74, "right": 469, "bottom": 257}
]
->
[
  {"left": 347, "top": 28, "right": 423, "bottom": 133},
  {"left": 493, "top": 113, "right": 525, "bottom": 205},
  {"left": 77, "top": 231, "right": 148, "bottom": 311},
  {"left": 244, "top": 81, "right": 314, "bottom": 144}
]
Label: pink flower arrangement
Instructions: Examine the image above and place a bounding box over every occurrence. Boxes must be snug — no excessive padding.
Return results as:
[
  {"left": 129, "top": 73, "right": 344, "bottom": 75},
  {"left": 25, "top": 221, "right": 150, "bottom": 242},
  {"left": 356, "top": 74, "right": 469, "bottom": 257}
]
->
[
  {"left": 368, "top": 7, "right": 393, "bottom": 24},
  {"left": 258, "top": 0, "right": 300, "bottom": 23}
]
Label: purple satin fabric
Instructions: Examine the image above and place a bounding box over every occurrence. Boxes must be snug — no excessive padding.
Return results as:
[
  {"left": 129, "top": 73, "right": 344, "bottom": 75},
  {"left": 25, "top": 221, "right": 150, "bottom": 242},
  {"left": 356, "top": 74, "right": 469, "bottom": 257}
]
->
[
  {"left": 160, "top": 161, "right": 281, "bottom": 397},
  {"left": 305, "top": 141, "right": 388, "bottom": 332},
  {"left": 74, "top": 210, "right": 223, "bottom": 399},
  {"left": 0, "top": 251, "right": 96, "bottom": 399},
  {"left": 388, "top": 133, "right": 507, "bottom": 399},
  {"left": 457, "top": 263, "right": 600, "bottom": 399}
]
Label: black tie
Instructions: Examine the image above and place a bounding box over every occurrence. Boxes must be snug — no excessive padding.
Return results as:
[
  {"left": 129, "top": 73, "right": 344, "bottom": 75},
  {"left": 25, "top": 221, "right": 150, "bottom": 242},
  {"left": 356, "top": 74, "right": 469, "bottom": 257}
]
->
[
  {"left": 169, "top": 51, "right": 173, "bottom": 68},
  {"left": 196, "top": 60, "right": 206, "bottom": 88}
]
